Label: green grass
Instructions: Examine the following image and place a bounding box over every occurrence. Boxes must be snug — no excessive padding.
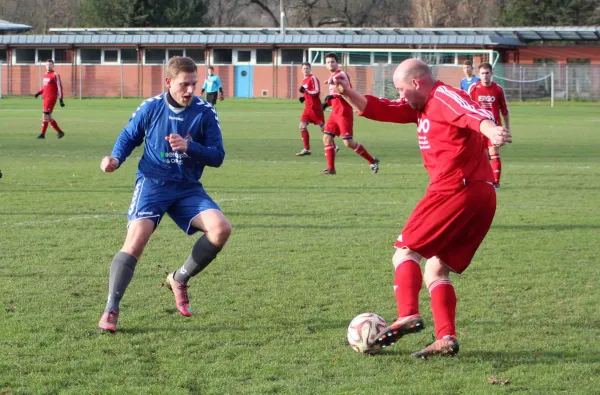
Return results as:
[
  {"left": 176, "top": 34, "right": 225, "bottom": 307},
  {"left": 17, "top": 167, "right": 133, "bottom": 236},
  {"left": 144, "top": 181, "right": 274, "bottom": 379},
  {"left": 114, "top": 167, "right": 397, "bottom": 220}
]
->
[{"left": 0, "top": 97, "right": 599, "bottom": 395}]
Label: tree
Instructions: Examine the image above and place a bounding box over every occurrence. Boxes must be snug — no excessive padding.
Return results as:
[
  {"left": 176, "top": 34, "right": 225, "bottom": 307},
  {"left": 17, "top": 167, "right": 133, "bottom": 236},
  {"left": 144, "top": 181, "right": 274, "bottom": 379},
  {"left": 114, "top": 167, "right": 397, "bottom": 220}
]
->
[
  {"left": 80, "top": 0, "right": 210, "bottom": 28},
  {"left": 500, "top": 0, "right": 600, "bottom": 26}
]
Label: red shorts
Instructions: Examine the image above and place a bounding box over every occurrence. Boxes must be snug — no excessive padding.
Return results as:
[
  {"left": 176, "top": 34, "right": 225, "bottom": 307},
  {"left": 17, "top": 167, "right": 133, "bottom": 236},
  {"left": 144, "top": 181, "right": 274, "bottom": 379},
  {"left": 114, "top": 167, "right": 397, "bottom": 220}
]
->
[
  {"left": 43, "top": 98, "right": 57, "bottom": 113},
  {"left": 324, "top": 113, "right": 353, "bottom": 139},
  {"left": 394, "top": 182, "right": 496, "bottom": 273},
  {"left": 301, "top": 108, "right": 325, "bottom": 125}
]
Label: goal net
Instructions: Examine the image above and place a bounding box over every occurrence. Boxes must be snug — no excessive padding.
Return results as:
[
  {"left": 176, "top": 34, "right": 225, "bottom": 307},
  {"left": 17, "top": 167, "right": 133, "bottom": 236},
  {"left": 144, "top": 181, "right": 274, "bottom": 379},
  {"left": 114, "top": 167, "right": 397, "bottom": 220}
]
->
[
  {"left": 307, "top": 47, "right": 496, "bottom": 99},
  {"left": 492, "top": 69, "right": 555, "bottom": 106}
]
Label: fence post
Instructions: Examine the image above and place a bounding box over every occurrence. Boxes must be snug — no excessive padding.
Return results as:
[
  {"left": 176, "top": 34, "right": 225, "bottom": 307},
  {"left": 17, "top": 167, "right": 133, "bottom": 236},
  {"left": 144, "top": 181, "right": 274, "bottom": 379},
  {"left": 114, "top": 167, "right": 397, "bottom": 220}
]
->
[
  {"left": 519, "top": 66, "right": 523, "bottom": 102},
  {"left": 120, "top": 62, "right": 124, "bottom": 99},
  {"left": 290, "top": 62, "right": 294, "bottom": 99},
  {"left": 565, "top": 66, "right": 569, "bottom": 102},
  {"left": 551, "top": 71, "right": 554, "bottom": 108},
  {"left": 79, "top": 63, "right": 82, "bottom": 100}
]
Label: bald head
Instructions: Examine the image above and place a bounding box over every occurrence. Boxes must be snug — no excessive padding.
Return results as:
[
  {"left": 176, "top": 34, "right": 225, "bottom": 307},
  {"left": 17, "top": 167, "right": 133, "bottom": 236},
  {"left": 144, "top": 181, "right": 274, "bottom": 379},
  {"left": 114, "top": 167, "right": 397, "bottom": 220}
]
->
[
  {"left": 392, "top": 58, "right": 436, "bottom": 110},
  {"left": 394, "top": 58, "right": 434, "bottom": 85}
]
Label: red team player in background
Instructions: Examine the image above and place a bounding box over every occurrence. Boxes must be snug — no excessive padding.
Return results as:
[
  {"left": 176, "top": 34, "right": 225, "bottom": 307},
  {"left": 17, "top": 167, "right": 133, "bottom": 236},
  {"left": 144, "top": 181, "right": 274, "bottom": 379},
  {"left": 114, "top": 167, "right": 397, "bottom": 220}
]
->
[
  {"left": 296, "top": 62, "right": 325, "bottom": 156},
  {"left": 321, "top": 52, "right": 379, "bottom": 175},
  {"left": 34, "top": 59, "right": 65, "bottom": 139},
  {"left": 468, "top": 62, "right": 510, "bottom": 189},
  {"left": 331, "top": 58, "right": 512, "bottom": 358}
]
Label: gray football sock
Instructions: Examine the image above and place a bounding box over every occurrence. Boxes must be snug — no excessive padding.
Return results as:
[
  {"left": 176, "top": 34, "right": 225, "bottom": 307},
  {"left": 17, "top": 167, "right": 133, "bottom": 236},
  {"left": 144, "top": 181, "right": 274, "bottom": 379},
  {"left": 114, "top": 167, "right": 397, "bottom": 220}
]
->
[
  {"left": 104, "top": 251, "right": 138, "bottom": 313},
  {"left": 173, "top": 235, "right": 222, "bottom": 284}
]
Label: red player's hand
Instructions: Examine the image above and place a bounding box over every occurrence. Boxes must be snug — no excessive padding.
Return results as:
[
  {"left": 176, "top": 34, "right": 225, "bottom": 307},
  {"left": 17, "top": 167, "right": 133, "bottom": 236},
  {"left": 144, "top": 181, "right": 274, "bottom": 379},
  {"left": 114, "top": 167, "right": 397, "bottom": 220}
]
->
[
  {"left": 165, "top": 133, "right": 188, "bottom": 152},
  {"left": 489, "top": 126, "right": 512, "bottom": 147},
  {"left": 100, "top": 156, "right": 119, "bottom": 173}
]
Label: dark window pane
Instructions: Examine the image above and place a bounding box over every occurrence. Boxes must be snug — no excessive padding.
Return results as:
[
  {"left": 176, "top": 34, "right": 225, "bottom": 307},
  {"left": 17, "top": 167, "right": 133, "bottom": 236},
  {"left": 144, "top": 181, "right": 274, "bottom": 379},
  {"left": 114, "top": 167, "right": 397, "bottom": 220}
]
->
[
  {"left": 168, "top": 49, "right": 184, "bottom": 59},
  {"left": 391, "top": 52, "right": 411, "bottom": 63},
  {"left": 349, "top": 52, "right": 370, "bottom": 65},
  {"left": 38, "top": 49, "right": 53, "bottom": 63},
  {"left": 281, "top": 49, "right": 303, "bottom": 64},
  {"left": 0, "top": 49, "right": 6, "bottom": 62},
  {"left": 121, "top": 48, "right": 137, "bottom": 64},
  {"left": 256, "top": 49, "right": 272, "bottom": 64},
  {"left": 16, "top": 49, "right": 36, "bottom": 64},
  {"left": 213, "top": 49, "right": 232, "bottom": 64},
  {"left": 237, "top": 50, "right": 251, "bottom": 62},
  {"left": 145, "top": 48, "right": 166, "bottom": 64},
  {"left": 54, "top": 49, "right": 68, "bottom": 63},
  {"left": 186, "top": 48, "right": 205, "bottom": 63},
  {"left": 104, "top": 49, "right": 118, "bottom": 62},
  {"left": 374, "top": 52, "right": 389, "bottom": 64},
  {"left": 81, "top": 48, "right": 102, "bottom": 64}
]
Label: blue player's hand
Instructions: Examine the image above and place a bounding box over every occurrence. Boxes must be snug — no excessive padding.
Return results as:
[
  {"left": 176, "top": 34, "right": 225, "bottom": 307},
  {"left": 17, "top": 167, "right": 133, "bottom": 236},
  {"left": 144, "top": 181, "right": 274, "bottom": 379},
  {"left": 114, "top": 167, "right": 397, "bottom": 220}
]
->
[{"left": 166, "top": 134, "right": 188, "bottom": 152}]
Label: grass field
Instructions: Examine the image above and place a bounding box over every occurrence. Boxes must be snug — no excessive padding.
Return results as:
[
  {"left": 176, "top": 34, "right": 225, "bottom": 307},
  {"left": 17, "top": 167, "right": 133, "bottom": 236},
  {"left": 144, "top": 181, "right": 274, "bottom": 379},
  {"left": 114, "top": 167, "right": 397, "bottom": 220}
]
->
[{"left": 0, "top": 97, "right": 599, "bottom": 395}]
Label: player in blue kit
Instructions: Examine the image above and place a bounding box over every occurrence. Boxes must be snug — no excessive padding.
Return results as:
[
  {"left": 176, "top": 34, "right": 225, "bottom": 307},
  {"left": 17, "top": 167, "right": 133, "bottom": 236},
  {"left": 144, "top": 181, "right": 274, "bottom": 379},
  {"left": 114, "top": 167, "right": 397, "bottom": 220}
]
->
[
  {"left": 459, "top": 60, "right": 480, "bottom": 92},
  {"left": 98, "top": 56, "right": 231, "bottom": 333}
]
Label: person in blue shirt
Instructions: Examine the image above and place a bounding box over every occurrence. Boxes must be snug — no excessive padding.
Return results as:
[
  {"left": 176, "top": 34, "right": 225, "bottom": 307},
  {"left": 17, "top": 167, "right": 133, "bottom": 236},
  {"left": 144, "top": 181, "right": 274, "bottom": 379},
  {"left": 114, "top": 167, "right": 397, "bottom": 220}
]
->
[
  {"left": 201, "top": 66, "right": 225, "bottom": 106},
  {"left": 459, "top": 60, "right": 481, "bottom": 92},
  {"left": 97, "top": 56, "right": 231, "bottom": 333}
]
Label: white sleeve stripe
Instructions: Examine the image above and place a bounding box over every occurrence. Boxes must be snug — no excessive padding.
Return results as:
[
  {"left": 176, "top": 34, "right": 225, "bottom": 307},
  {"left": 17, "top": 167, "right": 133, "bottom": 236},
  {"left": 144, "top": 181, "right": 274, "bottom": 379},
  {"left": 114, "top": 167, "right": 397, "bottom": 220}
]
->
[
  {"left": 55, "top": 73, "right": 63, "bottom": 98},
  {"left": 436, "top": 86, "right": 494, "bottom": 120},
  {"left": 307, "top": 75, "right": 319, "bottom": 95}
]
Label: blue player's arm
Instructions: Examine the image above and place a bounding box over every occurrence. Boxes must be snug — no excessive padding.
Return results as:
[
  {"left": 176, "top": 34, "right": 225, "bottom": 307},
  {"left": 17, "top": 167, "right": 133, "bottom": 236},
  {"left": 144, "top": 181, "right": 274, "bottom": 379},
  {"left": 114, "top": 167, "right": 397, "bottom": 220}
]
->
[
  {"left": 110, "top": 106, "right": 148, "bottom": 167},
  {"left": 186, "top": 109, "right": 225, "bottom": 167},
  {"left": 216, "top": 76, "right": 224, "bottom": 95}
]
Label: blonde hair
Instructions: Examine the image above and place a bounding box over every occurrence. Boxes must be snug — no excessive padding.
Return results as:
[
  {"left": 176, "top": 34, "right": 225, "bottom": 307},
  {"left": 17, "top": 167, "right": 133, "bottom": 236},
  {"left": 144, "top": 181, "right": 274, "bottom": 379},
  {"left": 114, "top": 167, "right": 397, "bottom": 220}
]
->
[{"left": 166, "top": 56, "right": 197, "bottom": 78}]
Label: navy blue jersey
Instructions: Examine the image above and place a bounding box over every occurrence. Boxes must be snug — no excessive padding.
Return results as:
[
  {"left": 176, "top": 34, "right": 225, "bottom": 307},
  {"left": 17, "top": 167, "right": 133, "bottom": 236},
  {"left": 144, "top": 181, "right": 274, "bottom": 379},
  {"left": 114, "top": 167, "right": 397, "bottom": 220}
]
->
[{"left": 111, "top": 94, "right": 225, "bottom": 184}]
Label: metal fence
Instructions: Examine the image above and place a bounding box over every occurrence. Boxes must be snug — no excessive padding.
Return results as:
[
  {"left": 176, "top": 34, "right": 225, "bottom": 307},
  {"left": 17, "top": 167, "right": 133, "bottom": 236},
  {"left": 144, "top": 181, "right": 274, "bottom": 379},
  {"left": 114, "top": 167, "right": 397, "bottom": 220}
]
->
[{"left": 2, "top": 62, "right": 599, "bottom": 101}]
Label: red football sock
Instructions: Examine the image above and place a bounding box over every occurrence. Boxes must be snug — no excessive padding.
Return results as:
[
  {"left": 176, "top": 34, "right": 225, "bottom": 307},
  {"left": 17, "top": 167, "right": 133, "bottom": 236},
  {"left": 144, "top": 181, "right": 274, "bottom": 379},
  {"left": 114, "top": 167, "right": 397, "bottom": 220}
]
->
[
  {"left": 394, "top": 259, "right": 422, "bottom": 317},
  {"left": 429, "top": 279, "right": 457, "bottom": 339},
  {"left": 300, "top": 128, "right": 310, "bottom": 150},
  {"left": 490, "top": 154, "right": 502, "bottom": 185},
  {"left": 49, "top": 120, "right": 62, "bottom": 132},
  {"left": 324, "top": 144, "right": 336, "bottom": 171},
  {"left": 41, "top": 121, "right": 49, "bottom": 134},
  {"left": 353, "top": 143, "right": 375, "bottom": 164}
]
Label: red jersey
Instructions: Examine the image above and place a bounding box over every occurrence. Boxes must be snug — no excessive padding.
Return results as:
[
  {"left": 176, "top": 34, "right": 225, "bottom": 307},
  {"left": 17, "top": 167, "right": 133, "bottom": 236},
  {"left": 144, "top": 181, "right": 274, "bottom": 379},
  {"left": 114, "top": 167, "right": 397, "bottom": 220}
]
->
[
  {"left": 300, "top": 74, "right": 322, "bottom": 112},
  {"left": 468, "top": 81, "right": 508, "bottom": 126},
  {"left": 325, "top": 70, "right": 353, "bottom": 116},
  {"left": 36, "top": 71, "right": 63, "bottom": 100},
  {"left": 359, "top": 81, "right": 495, "bottom": 192}
]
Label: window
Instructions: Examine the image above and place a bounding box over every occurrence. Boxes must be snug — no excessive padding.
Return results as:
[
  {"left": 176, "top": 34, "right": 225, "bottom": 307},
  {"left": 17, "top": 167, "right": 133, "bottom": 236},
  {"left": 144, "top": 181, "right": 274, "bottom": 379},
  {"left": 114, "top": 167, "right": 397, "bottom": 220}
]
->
[
  {"left": 256, "top": 49, "right": 272, "bottom": 64},
  {"left": 391, "top": 52, "right": 411, "bottom": 64},
  {"left": 213, "top": 49, "right": 232, "bottom": 64},
  {"left": 533, "top": 58, "right": 557, "bottom": 65},
  {"left": 121, "top": 48, "right": 137, "bottom": 64},
  {"left": 349, "top": 52, "right": 371, "bottom": 65},
  {"left": 237, "top": 50, "right": 251, "bottom": 62},
  {"left": 0, "top": 49, "right": 6, "bottom": 63},
  {"left": 374, "top": 52, "right": 389, "bottom": 64},
  {"left": 281, "top": 49, "right": 303, "bottom": 64},
  {"left": 104, "top": 49, "right": 119, "bottom": 63},
  {"left": 38, "top": 49, "right": 53, "bottom": 63},
  {"left": 567, "top": 58, "right": 590, "bottom": 64},
  {"left": 145, "top": 48, "right": 166, "bottom": 64},
  {"left": 54, "top": 49, "right": 68, "bottom": 63},
  {"left": 167, "top": 49, "right": 184, "bottom": 59},
  {"left": 81, "top": 48, "right": 102, "bottom": 64},
  {"left": 15, "top": 48, "right": 36, "bottom": 64},
  {"left": 186, "top": 48, "right": 204, "bottom": 63},
  {"left": 439, "top": 53, "right": 456, "bottom": 65}
]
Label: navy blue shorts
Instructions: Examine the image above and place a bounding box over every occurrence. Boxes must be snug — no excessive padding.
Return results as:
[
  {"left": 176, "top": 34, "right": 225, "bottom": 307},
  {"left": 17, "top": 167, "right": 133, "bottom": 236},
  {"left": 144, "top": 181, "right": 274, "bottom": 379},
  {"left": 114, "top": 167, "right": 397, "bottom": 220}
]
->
[{"left": 127, "top": 176, "right": 221, "bottom": 235}]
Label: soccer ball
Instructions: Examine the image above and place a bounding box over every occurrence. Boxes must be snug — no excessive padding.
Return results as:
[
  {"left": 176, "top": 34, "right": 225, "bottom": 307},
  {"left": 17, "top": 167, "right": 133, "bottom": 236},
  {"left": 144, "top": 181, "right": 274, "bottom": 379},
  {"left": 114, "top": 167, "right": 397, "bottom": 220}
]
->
[{"left": 347, "top": 312, "right": 387, "bottom": 354}]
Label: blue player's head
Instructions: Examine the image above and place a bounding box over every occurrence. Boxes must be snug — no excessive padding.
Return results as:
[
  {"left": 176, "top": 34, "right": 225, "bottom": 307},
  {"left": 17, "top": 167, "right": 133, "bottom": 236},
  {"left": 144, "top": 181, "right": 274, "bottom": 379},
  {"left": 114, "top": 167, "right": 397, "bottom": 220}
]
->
[
  {"left": 166, "top": 56, "right": 198, "bottom": 107},
  {"left": 462, "top": 60, "right": 474, "bottom": 78}
]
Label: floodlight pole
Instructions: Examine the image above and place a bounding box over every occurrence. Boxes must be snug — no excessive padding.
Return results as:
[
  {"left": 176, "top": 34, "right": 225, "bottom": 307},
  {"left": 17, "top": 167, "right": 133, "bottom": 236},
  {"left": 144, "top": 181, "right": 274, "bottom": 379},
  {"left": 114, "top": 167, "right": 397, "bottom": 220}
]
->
[
  {"left": 551, "top": 71, "right": 554, "bottom": 108},
  {"left": 280, "top": 0, "right": 286, "bottom": 35}
]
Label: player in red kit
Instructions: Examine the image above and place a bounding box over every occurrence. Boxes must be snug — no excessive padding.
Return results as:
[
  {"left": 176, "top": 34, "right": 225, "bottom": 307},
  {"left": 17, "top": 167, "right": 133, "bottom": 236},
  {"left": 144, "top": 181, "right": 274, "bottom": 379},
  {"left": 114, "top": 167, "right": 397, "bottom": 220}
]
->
[
  {"left": 321, "top": 52, "right": 379, "bottom": 175},
  {"left": 34, "top": 59, "right": 65, "bottom": 139},
  {"left": 468, "top": 62, "right": 509, "bottom": 189},
  {"left": 296, "top": 62, "right": 325, "bottom": 156},
  {"left": 332, "top": 59, "right": 512, "bottom": 358}
]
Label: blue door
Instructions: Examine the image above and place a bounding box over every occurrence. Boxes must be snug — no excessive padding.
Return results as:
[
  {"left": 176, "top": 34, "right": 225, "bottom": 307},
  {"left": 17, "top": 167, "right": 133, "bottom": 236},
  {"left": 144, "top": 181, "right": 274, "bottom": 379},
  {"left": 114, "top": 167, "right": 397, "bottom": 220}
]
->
[{"left": 234, "top": 65, "right": 254, "bottom": 98}]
